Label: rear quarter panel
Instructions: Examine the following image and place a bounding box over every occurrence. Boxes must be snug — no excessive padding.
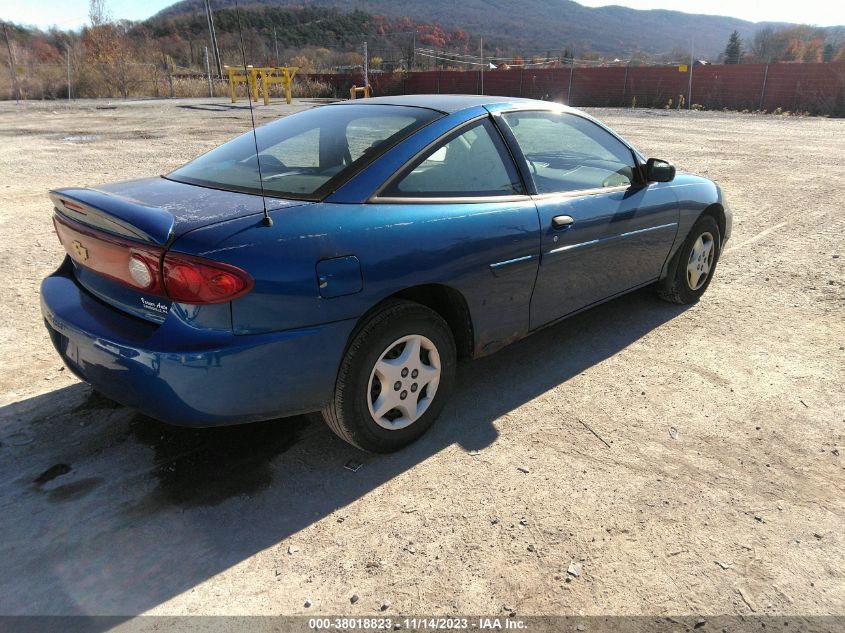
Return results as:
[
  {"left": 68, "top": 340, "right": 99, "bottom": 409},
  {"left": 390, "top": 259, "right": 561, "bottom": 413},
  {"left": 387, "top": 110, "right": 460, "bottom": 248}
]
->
[{"left": 171, "top": 200, "right": 541, "bottom": 355}]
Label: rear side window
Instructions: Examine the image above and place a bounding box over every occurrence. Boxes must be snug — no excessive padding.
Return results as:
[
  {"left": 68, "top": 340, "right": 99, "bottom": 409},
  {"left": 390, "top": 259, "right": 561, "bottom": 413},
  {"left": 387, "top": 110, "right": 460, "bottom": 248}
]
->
[
  {"left": 381, "top": 118, "right": 524, "bottom": 198},
  {"left": 502, "top": 111, "right": 636, "bottom": 193},
  {"left": 168, "top": 105, "right": 440, "bottom": 200}
]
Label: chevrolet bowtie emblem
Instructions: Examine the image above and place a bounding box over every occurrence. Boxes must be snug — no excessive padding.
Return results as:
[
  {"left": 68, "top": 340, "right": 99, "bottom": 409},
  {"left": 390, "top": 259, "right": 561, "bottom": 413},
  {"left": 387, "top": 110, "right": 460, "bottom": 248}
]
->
[{"left": 71, "top": 240, "right": 89, "bottom": 261}]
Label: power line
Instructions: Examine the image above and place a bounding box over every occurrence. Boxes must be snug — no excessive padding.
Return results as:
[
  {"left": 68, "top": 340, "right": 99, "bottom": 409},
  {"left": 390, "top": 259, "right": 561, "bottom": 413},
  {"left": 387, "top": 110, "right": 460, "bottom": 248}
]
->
[{"left": 415, "top": 46, "right": 693, "bottom": 68}]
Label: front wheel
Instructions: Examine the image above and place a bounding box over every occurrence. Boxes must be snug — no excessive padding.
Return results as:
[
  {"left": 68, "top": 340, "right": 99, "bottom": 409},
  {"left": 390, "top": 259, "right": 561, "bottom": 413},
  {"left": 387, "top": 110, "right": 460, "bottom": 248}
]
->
[
  {"left": 322, "top": 300, "right": 457, "bottom": 453},
  {"left": 657, "top": 214, "right": 721, "bottom": 305}
]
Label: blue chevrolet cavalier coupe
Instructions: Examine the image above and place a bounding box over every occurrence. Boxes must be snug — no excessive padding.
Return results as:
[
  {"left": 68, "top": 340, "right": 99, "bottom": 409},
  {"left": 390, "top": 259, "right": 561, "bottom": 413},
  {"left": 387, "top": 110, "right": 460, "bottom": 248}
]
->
[{"left": 41, "top": 95, "right": 731, "bottom": 452}]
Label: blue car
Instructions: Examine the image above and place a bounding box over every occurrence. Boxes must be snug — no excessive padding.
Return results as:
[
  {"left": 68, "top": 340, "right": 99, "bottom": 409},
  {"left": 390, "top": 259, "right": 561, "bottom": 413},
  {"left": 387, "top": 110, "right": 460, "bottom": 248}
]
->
[{"left": 41, "top": 95, "right": 731, "bottom": 452}]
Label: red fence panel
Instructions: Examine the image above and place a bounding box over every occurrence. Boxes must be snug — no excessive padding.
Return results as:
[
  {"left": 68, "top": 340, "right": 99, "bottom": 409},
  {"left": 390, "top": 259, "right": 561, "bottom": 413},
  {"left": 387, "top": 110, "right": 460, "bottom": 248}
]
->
[
  {"left": 625, "top": 66, "right": 687, "bottom": 108},
  {"left": 761, "top": 63, "right": 845, "bottom": 114},
  {"left": 569, "top": 67, "right": 628, "bottom": 107},
  {"left": 305, "top": 63, "right": 845, "bottom": 116},
  {"left": 689, "top": 64, "right": 764, "bottom": 110}
]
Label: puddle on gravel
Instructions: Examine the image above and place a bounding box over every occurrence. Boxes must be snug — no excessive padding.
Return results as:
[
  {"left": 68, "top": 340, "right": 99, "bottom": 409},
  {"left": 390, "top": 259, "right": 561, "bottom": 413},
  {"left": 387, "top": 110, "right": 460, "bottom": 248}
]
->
[
  {"left": 47, "top": 477, "right": 103, "bottom": 502},
  {"left": 62, "top": 134, "right": 102, "bottom": 143},
  {"left": 4, "top": 431, "right": 34, "bottom": 446},
  {"left": 31, "top": 463, "right": 102, "bottom": 503},
  {"left": 130, "top": 414, "right": 310, "bottom": 509},
  {"left": 33, "top": 463, "right": 72, "bottom": 485},
  {"left": 55, "top": 130, "right": 163, "bottom": 143}
]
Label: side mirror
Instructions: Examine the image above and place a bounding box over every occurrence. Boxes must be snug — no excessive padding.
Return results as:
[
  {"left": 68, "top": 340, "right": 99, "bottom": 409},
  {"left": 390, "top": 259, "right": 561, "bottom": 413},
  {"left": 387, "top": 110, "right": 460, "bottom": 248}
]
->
[{"left": 645, "top": 158, "right": 676, "bottom": 183}]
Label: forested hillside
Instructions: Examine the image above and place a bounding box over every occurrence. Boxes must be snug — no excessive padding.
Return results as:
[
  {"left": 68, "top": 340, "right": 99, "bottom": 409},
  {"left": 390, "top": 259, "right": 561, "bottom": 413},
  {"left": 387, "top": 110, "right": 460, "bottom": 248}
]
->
[{"left": 155, "top": 0, "right": 823, "bottom": 57}]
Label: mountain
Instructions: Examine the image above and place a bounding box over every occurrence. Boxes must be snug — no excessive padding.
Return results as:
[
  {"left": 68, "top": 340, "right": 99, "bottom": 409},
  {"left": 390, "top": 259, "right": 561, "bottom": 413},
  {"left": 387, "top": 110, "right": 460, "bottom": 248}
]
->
[
  {"left": 153, "top": 0, "right": 802, "bottom": 57},
  {"left": 143, "top": 6, "right": 472, "bottom": 69}
]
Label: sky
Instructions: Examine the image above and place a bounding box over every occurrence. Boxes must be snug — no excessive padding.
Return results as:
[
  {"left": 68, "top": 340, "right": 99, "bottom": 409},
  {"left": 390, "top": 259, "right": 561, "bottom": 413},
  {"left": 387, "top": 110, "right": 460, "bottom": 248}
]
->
[
  {"left": 3, "top": 0, "right": 844, "bottom": 30},
  {"left": 2, "top": 0, "right": 174, "bottom": 29}
]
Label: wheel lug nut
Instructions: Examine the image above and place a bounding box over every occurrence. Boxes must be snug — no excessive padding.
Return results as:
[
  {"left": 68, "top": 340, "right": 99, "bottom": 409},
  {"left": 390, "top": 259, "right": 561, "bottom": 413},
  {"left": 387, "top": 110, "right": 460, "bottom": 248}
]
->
[
  {"left": 401, "top": 368, "right": 409, "bottom": 378},
  {"left": 411, "top": 369, "right": 419, "bottom": 379},
  {"left": 411, "top": 383, "right": 418, "bottom": 393},
  {"left": 400, "top": 390, "right": 408, "bottom": 400},
  {"left": 394, "top": 381, "right": 401, "bottom": 391}
]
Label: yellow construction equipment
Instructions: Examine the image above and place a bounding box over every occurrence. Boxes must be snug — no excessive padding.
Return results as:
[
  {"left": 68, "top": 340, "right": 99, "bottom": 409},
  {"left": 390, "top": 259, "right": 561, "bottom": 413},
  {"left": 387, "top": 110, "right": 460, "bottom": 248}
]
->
[
  {"left": 349, "top": 84, "right": 371, "bottom": 99},
  {"left": 224, "top": 65, "right": 299, "bottom": 105},
  {"left": 260, "top": 67, "right": 298, "bottom": 105}
]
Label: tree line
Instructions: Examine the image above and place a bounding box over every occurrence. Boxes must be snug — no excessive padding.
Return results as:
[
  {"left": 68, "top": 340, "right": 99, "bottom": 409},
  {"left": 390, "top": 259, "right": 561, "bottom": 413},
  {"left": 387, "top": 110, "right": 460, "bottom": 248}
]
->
[
  {"left": 722, "top": 25, "right": 845, "bottom": 64},
  {"left": 0, "top": 1, "right": 476, "bottom": 101},
  {"left": 2, "top": 0, "right": 843, "bottom": 101}
]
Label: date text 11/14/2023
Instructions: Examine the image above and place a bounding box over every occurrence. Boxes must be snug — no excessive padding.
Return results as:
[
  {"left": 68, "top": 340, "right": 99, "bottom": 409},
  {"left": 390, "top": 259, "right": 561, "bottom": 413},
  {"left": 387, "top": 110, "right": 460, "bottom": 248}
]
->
[{"left": 308, "top": 617, "right": 528, "bottom": 630}]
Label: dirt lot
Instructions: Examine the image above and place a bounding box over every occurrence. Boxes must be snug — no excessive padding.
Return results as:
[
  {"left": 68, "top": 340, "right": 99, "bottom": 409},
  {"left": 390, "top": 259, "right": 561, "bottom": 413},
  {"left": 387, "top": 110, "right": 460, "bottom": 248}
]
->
[{"left": 0, "top": 98, "right": 842, "bottom": 619}]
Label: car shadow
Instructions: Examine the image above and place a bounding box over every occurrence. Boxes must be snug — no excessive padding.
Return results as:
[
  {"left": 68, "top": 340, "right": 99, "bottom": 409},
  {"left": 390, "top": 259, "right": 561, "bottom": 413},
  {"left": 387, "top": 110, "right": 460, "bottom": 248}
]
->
[{"left": 0, "top": 289, "right": 687, "bottom": 618}]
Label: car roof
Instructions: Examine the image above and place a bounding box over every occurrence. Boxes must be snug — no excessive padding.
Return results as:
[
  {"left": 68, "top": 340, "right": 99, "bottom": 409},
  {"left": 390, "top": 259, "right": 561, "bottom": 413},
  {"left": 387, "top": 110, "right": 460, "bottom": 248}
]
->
[{"left": 330, "top": 94, "right": 570, "bottom": 114}]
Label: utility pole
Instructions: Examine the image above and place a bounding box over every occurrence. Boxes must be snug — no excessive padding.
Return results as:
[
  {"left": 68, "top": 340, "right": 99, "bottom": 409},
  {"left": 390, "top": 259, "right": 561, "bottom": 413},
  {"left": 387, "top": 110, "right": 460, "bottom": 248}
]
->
[
  {"left": 687, "top": 38, "right": 694, "bottom": 109},
  {"left": 621, "top": 59, "right": 629, "bottom": 107},
  {"left": 480, "top": 37, "right": 484, "bottom": 94},
  {"left": 759, "top": 62, "right": 770, "bottom": 111},
  {"left": 273, "top": 25, "right": 279, "bottom": 64},
  {"left": 412, "top": 29, "right": 416, "bottom": 70},
  {"left": 204, "top": 46, "right": 213, "bottom": 97},
  {"left": 3, "top": 22, "right": 19, "bottom": 104},
  {"left": 66, "top": 46, "right": 72, "bottom": 100},
  {"left": 363, "top": 40, "right": 369, "bottom": 91},
  {"left": 204, "top": 0, "right": 223, "bottom": 78}
]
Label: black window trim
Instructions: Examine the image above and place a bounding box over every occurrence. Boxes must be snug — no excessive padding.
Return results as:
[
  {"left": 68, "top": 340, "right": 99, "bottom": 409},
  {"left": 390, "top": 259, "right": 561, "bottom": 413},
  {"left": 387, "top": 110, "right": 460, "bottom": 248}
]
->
[
  {"left": 369, "top": 114, "right": 531, "bottom": 205},
  {"left": 495, "top": 108, "right": 647, "bottom": 198}
]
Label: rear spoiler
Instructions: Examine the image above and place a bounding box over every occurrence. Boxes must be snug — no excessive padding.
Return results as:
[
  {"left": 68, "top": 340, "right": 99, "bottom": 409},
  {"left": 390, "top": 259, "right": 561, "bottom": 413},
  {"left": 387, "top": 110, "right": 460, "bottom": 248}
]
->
[{"left": 49, "top": 187, "right": 175, "bottom": 246}]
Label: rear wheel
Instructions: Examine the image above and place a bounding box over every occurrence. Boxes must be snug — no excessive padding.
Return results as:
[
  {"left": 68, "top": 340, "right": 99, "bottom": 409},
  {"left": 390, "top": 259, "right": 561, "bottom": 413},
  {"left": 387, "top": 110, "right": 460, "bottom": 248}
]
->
[
  {"left": 322, "top": 300, "right": 457, "bottom": 453},
  {"left": 658, "top": 214, "right": 721, "bottom": 305}
]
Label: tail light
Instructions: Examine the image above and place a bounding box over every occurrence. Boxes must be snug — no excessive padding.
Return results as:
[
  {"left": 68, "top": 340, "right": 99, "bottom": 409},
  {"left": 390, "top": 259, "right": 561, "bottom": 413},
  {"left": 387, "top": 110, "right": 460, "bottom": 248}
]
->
[
  {"left": 53, "top": 214, "right": 253, "bottom": 305},
  {"left": 162, "top": 253, "right": 252, "bottom": 303}
]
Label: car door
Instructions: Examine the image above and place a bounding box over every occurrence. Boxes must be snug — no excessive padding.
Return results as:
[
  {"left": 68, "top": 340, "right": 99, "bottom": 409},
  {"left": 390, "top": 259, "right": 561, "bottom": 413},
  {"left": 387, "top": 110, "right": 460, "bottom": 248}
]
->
[
  {"left": 361, "top": 115, "right": 541, "bottom": 355},
  {"left": 497, "top": 110, "right": 679, "bottom": 329}
]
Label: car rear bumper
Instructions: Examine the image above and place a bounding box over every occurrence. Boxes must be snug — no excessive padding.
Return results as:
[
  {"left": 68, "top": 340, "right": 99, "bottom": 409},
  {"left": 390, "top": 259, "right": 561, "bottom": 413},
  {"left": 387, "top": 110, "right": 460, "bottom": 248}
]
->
[{"left": 40, "top": 262, "right": 354, "bottom": 426}]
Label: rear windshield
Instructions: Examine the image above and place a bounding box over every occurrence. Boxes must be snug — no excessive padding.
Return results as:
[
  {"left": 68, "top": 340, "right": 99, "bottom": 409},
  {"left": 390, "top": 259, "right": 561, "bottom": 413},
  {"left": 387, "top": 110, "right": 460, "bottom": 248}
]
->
[{"left": 168, "top": 104, "right": 440, "bottom": 200}]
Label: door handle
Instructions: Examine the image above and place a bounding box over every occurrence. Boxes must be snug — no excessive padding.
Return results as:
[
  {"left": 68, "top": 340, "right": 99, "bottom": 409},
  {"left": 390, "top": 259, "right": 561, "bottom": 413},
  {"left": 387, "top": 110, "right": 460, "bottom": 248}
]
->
[{"left": 552, "top": 215, "right": 574, "bottom": 230}]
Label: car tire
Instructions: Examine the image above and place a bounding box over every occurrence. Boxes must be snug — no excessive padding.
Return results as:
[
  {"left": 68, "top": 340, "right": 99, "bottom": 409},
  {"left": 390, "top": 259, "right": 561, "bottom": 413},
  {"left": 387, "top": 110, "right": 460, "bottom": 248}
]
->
[
  {"left": 322, "top": 300, "right": 457, "bottom": 453},
  {"left": 657, "top": 214, "right": 721, "bottom": 305}
]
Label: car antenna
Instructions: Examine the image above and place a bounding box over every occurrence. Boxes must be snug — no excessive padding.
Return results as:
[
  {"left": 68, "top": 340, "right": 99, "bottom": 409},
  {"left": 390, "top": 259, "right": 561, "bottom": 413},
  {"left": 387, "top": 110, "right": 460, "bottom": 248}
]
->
[{"left": 234, "top": 0, "right": 273, "bottom": 227}]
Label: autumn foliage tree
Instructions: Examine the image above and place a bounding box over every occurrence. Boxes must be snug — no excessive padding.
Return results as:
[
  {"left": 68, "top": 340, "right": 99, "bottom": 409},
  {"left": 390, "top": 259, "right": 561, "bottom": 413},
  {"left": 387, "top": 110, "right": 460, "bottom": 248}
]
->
[
  {"left": 750, "top": 25, "right": 834, "bottom": 63},
  {"left": 82, "top": 0, "right": 150, "bottom": 97}
]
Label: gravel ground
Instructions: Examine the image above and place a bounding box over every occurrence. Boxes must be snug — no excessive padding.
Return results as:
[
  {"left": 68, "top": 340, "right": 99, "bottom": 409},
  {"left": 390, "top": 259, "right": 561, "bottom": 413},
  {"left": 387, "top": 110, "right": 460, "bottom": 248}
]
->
[{"left": 0, "top": 98, "right": 842, "bottom": 618}]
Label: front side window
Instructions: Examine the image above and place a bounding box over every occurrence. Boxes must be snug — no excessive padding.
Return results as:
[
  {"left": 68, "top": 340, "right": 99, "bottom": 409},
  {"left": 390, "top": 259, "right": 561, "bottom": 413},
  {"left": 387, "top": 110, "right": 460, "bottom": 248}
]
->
[
  {"left": 502, "top": 111, "right": 637, "bottom": 193},
  {"left": 168, "top": 105, "right": 440, "bottom": 200},
  {"left": 381, "top": 118, "right": 524, "bottom": 198}
]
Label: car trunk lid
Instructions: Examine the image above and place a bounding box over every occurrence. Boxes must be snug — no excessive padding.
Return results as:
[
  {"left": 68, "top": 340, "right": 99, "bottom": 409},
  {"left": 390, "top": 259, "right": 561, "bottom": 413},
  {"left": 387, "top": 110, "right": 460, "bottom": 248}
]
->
[
  {"left": 50, "top": 177, "right": 312, "bottom": 323},
  {"left": 51, "top": 176, "right": 312, "bottom": 243}
]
